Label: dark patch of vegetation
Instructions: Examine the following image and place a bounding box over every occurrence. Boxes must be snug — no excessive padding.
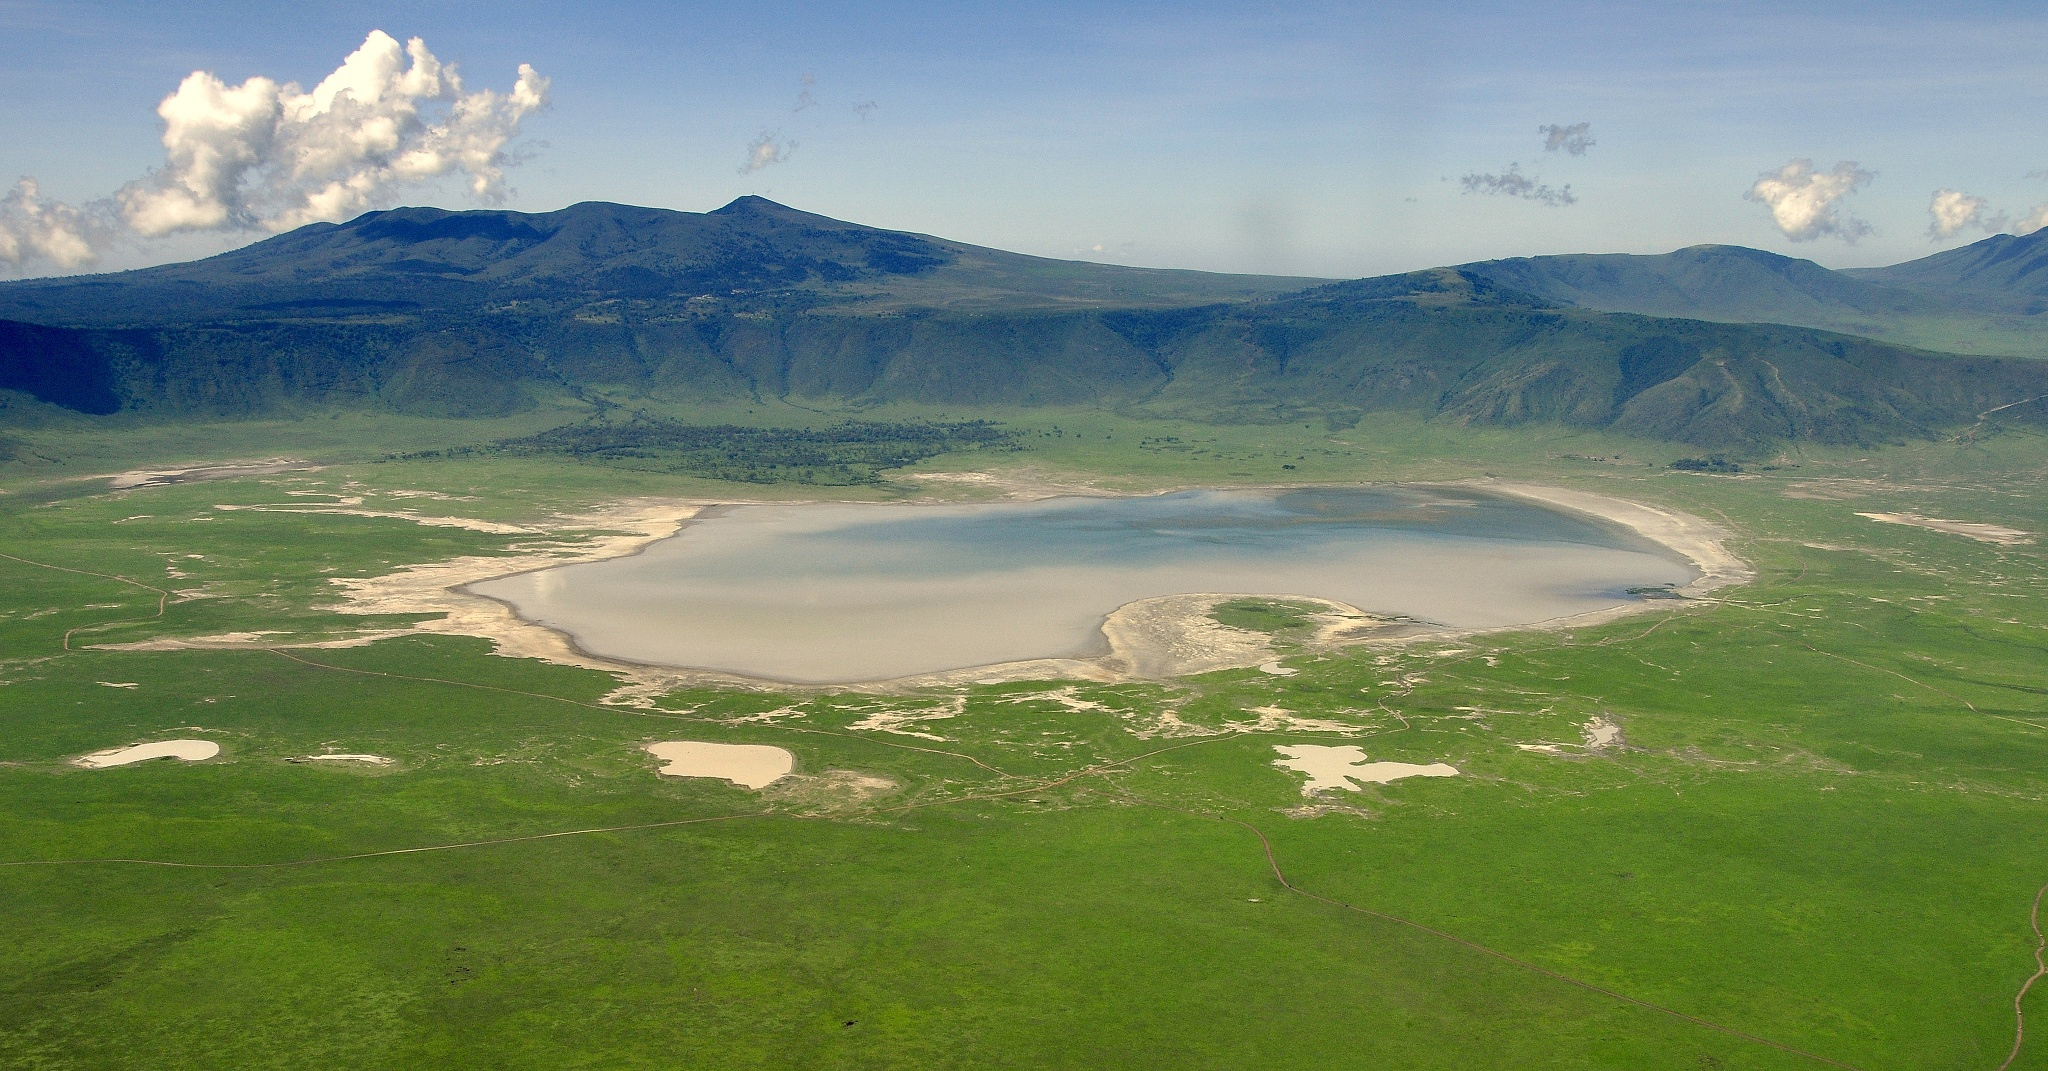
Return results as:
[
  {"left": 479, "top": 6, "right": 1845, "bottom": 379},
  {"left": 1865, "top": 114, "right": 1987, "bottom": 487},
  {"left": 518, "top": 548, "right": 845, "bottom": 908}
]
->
[
  {"left": 1670, "top": 455, "right": 1741, "bottom": 473},
  {"left": 1211, "top": 598, "right": 1321, "bottom": 635},
  {"left": 395, "top": 416, "right": 1020, "bottom": 485}
]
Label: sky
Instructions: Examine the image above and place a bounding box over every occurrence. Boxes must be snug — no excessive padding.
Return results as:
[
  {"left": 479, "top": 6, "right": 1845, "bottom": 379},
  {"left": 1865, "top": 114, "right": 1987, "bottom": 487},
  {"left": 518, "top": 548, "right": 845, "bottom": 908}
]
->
[{"left": 3, "top": 0, "right": 2047, "bottom": 280}]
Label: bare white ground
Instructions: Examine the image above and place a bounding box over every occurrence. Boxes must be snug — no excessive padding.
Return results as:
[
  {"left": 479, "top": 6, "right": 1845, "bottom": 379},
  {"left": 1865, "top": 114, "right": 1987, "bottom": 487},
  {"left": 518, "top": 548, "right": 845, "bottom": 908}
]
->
[
  {"left": 306, "top": 753, "right": 394, "bottom": 766},
  {"left": 1583, "top": 717, "right": 1623, "bottom": 748},
  {"left": 212, "top": 503, "right": 536, "bottom": 535},
  {"left": 104, "top": 459, "right": 312, "bottom": 489},
  {"left": 1245, "top": 707, "right": 1371, "bottom": 734},
  {"left": 1273, "top": 744, "right": 1458, "bottom": 794},
  {"left": 642, "top": 741, "right": 794, "bottom": 789},
  {"left": 1518, "top": 717, "right": 1625, "bottom": 756},
  {"left": 74, "top": 739, "right": 220, "bottom": 768},
  {"left": 1856, "top": 512, "right": 2034, "bottom": 545}
]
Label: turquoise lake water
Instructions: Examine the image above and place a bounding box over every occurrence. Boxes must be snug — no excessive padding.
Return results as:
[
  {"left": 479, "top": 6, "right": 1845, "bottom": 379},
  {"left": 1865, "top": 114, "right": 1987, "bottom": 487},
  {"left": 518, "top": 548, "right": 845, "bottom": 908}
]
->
[{"left": 471, "top": 486, "right": 1697, "bottom": 682}]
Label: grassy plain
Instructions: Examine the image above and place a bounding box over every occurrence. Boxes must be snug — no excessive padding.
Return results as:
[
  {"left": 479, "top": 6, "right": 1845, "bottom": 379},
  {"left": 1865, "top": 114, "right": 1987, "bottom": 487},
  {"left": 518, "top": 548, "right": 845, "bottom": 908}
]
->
[{"left": 2, "top": 407, "right": 2046, "bottom": 1069}]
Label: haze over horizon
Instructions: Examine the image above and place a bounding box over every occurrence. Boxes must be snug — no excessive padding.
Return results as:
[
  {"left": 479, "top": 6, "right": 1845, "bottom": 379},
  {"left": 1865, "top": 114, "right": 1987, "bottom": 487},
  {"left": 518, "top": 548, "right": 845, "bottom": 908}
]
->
[{"left": 5, "top": 0, "right": 2048, "bottom": 281}]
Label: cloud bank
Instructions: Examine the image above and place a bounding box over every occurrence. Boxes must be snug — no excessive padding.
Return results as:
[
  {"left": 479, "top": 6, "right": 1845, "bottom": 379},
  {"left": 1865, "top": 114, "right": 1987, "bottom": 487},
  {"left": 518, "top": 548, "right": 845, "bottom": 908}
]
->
[
  {"left": 1460, "top": 165, "right": 1576, "bottom": 207},
  {"left": 0, "top": 30, "right": 548, "bottom": 275},
  {"left": 1744, "top": 159, "right": 1873, "bottom": 242},
  {"left": 1539, "top": 122, "right": 1594, "bottom": 156}
]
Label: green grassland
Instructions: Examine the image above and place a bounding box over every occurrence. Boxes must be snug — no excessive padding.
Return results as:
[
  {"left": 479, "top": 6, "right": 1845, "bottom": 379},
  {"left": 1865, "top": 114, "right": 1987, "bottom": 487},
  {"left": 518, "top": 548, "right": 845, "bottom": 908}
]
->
[{"left": 3, "top": 409, "right": 2047, "bottom": 1069}]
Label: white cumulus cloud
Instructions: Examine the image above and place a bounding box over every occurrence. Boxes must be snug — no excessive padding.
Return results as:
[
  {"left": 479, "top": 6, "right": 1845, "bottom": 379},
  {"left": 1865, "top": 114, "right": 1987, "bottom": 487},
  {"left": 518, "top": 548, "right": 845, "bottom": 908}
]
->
[
  {"left": 1744, "top": 159, "right": 1874, "bottom": 242},
  {"left": 0, "top": 30, "right": 548, "bottom": 275},
  {"left": 0, "top": 180, "right": 101, "bottom": 270},
  {"left": 120, "top": 30, "right": 548, "bottom": 236},
  {"left": 1926, "top": 188, "right": 2010, "bottom": 240}
]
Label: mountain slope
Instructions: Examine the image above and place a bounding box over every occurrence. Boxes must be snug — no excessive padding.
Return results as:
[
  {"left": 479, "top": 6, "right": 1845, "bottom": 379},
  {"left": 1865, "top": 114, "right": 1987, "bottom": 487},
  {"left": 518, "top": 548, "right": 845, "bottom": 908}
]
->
[
  {"left": 2, "top": 202, "right": 2045, "bottom": 449},
  {"left": 1458, "top": 245, "right": 1933, "bottom": 326},
  {"left": 1846, "top": 228, "right": 2048, "bottom": 315},
  {"left": 1459, "top": 243, "right": 2048, "bottom": 358},
  {"left": 1113, "top": 271, "right": 2048, "bottom": 446}
]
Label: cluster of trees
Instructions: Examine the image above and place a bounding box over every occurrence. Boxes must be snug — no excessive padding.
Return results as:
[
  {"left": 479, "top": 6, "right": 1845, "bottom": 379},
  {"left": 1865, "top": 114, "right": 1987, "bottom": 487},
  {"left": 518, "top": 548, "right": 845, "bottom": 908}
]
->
[{"left": 398, "top": 416, "right": 1019, "bottom": 485}]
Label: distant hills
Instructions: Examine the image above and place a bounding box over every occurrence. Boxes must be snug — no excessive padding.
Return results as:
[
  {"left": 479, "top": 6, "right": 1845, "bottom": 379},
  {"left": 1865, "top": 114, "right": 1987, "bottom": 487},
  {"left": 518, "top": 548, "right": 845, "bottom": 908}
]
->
[
  {"left": 1456, "top": 235, "right": 2048, "bottom": 356},
  {"left": 2, "top": 198, "right": 2045, "bottom": 451},
  {"left": 1845, "top": 231, "right": 2048, "bottom": 315}
]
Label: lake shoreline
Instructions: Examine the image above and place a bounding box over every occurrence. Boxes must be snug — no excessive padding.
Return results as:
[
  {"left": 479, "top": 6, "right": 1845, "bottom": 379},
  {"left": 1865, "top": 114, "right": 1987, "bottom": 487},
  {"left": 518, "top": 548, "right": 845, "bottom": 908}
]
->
[{"left": 98, "top": 480, "right": 1747, "bottom": 695}]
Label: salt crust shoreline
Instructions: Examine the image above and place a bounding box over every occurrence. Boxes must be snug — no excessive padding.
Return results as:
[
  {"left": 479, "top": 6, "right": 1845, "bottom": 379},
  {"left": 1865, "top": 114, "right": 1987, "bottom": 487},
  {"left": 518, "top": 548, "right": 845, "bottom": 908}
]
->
[{"left": 96, "top": 479, "right": 1750, "bottom": 695}]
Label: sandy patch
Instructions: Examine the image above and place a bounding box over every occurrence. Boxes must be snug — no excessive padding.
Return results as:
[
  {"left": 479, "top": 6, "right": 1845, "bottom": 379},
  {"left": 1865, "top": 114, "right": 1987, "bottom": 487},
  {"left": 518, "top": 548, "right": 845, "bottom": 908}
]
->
[
  {"left": 1583, "top": 716, "right": 1623, "bottom": 748},
  {"left": 1107, "top": 593, "right": 1405, "bottom": 681},
  {"left": 106, "top": 459, "right": 314, "bottom": 489},
  {"left": 1244, "top": 707, "right": 1371, "bottom": 734},
  {"left": 1856, "top": 512, "right": 2034, "bottom": 546},
  {"left": 642, "top": 741, "right": 794, "bottom": 789},
  {"left": 1779, "top": 477, "right": 1927, "bottom": 501},
  {"left": 303, "top": 753, "right": 394, "bottom": 766},
  {"left": 96, "top": 681, "right": 139, "bottom": 689},
  {"left": 882, "top": 592, "right": 1408, "bottom": 688},
  {"left": 74, "top": 739, "right": 220, "bottom": 768},
  {"left": 845, "top": 696, "right": 967, "bottom": 741},
  {"left": 903, "top": 468, "right": 1114, "bottom": 500},
  {"left": 1104, "top": 593, "right": 1286, "bottom": 678},
  {"left": 211, "top": 504, "right": 536, "bottom": 535},
  {"left": 763, "top": 769, "right": 898, "bottom": 811},
  {"left": 1518, "top": 716, "right": 1625, "bottom": 756},
  {"left": 1272, "top": 744, "right": 1458, "bottom": 794}
]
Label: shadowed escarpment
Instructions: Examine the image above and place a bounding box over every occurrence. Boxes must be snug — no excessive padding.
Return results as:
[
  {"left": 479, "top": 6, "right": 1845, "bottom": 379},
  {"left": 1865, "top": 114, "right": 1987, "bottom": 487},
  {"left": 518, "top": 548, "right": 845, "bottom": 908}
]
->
[{"left": 2, "top": 199, "right": 2046, "bottom": 448}]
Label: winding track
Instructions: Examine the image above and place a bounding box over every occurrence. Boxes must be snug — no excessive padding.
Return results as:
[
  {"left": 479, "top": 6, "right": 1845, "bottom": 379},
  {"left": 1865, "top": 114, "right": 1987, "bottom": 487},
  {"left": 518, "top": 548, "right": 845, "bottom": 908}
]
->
[
  {"left": 0, "top": 550, "right": 171, "bottom": 650},
  {"left": 1997, "top": 880, "right": 2048, "bottom": 1071}
]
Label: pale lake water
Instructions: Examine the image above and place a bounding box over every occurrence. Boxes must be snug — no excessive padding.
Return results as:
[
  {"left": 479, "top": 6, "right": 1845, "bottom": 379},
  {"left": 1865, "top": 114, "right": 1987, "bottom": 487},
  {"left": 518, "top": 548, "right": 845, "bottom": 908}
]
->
[{"left": 471, "top": 486, "right": 1698, "bottom": 683}]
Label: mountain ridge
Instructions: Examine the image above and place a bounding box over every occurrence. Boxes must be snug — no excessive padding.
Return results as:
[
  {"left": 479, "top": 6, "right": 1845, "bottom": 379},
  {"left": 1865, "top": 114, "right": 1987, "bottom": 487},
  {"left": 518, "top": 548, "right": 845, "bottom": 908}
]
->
[
  {"left": 0, "top": 198, "right": 1322, "bottom": 328},
  {"left": 1845, "top": 228, "right": 2048, "bottom": 315},
  {"left": 2, "top": 198, "right": 2045, "bottom": 450}
]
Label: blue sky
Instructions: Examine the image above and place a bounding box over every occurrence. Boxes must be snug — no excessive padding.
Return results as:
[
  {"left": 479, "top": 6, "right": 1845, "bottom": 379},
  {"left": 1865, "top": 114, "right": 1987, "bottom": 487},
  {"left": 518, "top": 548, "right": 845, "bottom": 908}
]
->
[{"left": 3, "top": 0, "right": 2047, "bottom": 278}]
